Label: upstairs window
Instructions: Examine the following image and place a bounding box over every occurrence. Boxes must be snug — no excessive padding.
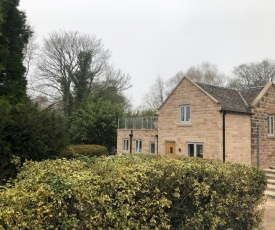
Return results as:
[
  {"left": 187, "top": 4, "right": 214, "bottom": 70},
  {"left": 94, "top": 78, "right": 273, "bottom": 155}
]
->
[
  {"left": 268, "top": 115, "right": 274, "bottom": 136},
  {"left": 135, "top": 139, "right": 142, "bottom": 153},
  {"left": 180, "top": 105, "right": 191, "bottom": 122},
  {"left": 123, "top": 139, "right": 129, "bottom": 152}
]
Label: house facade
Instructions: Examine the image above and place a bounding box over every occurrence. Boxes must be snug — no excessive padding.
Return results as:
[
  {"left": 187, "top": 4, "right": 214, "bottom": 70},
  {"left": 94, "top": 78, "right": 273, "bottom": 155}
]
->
[
  {"left": 249, "top": 82, "right": 275, "bottom": 167},
  {"left": 117, "top": 77, "right": 275, "bottom": 168}
]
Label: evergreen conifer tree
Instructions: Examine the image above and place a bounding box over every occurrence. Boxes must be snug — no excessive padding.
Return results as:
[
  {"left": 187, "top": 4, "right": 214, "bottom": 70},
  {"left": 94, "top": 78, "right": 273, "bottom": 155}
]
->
[{"left": 0, "top": 0, "right": 32, "bottom": 101}]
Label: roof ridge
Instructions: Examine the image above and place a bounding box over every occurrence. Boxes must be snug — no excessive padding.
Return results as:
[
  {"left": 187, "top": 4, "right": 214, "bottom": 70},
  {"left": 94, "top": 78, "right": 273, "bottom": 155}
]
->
[
  {"left": 196, "top": 81, "right": 265, "bottom": 92},
  {"left": 195, "top": 81, "right": 238, "bottom": 91},
  {"left": 240, "top": 85, "right": 265, "bottom": 91}
]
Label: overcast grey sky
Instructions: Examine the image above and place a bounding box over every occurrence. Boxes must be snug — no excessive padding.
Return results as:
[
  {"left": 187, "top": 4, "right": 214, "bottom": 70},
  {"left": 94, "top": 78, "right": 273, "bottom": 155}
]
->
[{"left": 19, "top": 0, "right": 275, "bottom": 107}]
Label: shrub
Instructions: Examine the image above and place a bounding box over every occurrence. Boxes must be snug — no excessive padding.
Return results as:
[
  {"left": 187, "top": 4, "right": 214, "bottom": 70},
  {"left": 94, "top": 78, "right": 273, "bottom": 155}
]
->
[
  {"left": 141, "top": 156, "right": 267, "bottom": 229},
  {"left": 0, "top": 98, "right": 68, "bottom": 184},
  {"left": 68, "top": 97, "right": 123, "bottom": 149},
  {"left": 60, "top": 144, "right": 109, "bottom": 159},
  {"left": 0, "top": 155, "right": 267, "bottom": 229},
  {"left": 0, "top": 158, "right": 170, "bottom": 229}
]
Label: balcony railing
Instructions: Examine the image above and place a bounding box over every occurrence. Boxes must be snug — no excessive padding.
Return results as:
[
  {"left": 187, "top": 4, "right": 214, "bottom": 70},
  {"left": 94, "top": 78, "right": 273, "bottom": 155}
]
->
[{"left": 118, "top": 116, "right": 158, "bottom": 130}]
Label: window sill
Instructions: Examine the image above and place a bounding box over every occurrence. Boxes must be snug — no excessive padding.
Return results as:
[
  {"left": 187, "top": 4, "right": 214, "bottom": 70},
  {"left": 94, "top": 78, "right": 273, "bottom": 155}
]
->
[
  {"left": 267, "top": 135, "right": 275, "bottom": 139},
  {"left": 178, "top": 123, "right": 192, "bottom": 127}
]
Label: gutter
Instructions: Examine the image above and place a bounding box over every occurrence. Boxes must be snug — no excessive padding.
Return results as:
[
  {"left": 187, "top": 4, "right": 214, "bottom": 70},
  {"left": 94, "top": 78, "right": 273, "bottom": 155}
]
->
[
  {"left": 155, "top": 134, "right": 158, "bottom": 154},
  {"left": 258, "top": 124, "right": 261, "bottom": 168}
]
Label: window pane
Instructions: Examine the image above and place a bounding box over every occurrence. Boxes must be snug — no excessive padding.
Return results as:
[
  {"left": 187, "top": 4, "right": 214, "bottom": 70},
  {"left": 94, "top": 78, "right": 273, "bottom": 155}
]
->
[
  {"left": 180, "top": 106, "right": 185, "bottom": 121},
  {"left": 271, "top": 117, "right": 274, "bottom": 134},
  {"left": 135, "top": 140, "right": 142, "bottom": 153},
  {"left": 135, "top": 140, "right": 138, "bottom": 152},
  {"left": 123, "top": 139, "right": 128, "bottom": 151},
  {"left": 126, "top": 140, "right": 128, "bottom": 150},
  {"left": 267, "top": 116, "right": 270, "bottom": 134},
  {"left": 150, "top": 142, "right": 155, "bottom": 154},
  {"left": 180, "top": 105, "right": 190, "bottom": 122},
  {"left": 186, "top": 106, "right": 190, "bottom": 121},
  {"left": 268, "top": 116, "right": 274, "bottom": 135},
  {"left": 196, "top": 144, "right": 203, "bottom": 158},
  {"left": 188, "top": 144, "right": 194, "bottom": 157},
  {"left": 170, "top": 147, "right": 173, "bottom": 154}
]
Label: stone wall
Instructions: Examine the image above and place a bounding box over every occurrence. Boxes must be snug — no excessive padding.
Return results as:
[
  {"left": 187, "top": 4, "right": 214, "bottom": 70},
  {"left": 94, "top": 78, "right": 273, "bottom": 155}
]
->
[
  {"left": 157, "top": 78, "right": 251, "bottom": 165},
  {"left": 117, "top": 78, "right": 252, "bottom": 165},
  {"left": 225, "top": 113, "right": 251, "bottom": 164},
  {"left": 251, "top": 85, "right": 275, "bottom": 168},
  {"left": 117, "top": 129, "right": 158, "bottom": 154}
]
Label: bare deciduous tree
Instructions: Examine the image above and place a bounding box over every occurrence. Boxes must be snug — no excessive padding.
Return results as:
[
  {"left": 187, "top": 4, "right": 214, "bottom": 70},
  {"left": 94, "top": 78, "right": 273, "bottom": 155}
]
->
[
  {"left": 165, "top": 63, "right": 225, "bottom": 97},
  {"left": 23, "top": 29, "right": 38, "bottom": 78},
  {"left": 228, "top": 59, "right": 275, "bottom": 89},
  {"left": 142, "top": 76, "right": 166, "bottom": 110},
  {"left": 33, "top": 30, "right": 131, "bottom": 116},
  {"left": 165, "top": 71, "right": 184, "bottom": 96},
  {"left": 140, "top": 62, "right": 225, "bottom": 111},
  {"left": 185, "top": 62, "right": 225, "bottom": 86}
]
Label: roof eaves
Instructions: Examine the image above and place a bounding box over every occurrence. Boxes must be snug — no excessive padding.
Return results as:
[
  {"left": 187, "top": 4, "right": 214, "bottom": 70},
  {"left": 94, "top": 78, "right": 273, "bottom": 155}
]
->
[{"left": 220, "top": 108, "right": 253, "bottom": 115}]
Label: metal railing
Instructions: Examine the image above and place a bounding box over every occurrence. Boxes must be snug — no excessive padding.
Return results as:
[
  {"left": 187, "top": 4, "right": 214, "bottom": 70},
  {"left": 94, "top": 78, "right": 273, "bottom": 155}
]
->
[{"left": 118, "top": 116, "right": 158, "bottom": 130}]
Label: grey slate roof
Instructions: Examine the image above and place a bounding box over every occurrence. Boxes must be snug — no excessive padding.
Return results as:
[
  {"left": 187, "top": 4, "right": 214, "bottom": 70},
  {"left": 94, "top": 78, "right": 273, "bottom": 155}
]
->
[
  {"left": 195, "top": 82, "right": 264, "bottom": 114},
  {"left": 239, "top": 86, "right": 264, "bottom": 105}
]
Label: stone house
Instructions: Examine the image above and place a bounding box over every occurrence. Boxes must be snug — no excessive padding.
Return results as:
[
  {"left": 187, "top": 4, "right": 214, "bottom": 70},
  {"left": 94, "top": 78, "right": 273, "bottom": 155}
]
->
[{"left": 117, "top": 77, "right": 275, "bottom": 168}]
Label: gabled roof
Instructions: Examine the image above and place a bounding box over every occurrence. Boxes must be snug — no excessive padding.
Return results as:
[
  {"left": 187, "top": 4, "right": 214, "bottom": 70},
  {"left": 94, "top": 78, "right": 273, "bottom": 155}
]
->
[
  {"left": 196, "top": 82, "right": 254, "bottom": 113},
  {"left": 159, "top": 76, "right": 271, "bottom": 114},
  {"left": 250, "top": 82, "right": 273, "bottom": 107},
  {"left": 158, "top": 77, "right": 220, "bottom": 110},
  {"left": 239, "top": 86, "right": 265, "bottom": 105}
]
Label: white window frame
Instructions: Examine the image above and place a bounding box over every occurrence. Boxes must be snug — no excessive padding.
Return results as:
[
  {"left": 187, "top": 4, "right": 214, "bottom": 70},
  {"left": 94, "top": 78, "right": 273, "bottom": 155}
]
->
[
  {"left": 150, "top": 142, "right": 156, "bottom": 154},
  {"left": 122, "top": 139, "right": 129, "bottom": 152},
  {"left": 135, "top": 139, "right": 142, "bottom": 153},
  {"left": 180, "top": 105, "right": 191, "bottom": 123},
  {"left": 268, "top": 115, "right": 274, "bottom": 136},
  {"left": 187, "top": 143, "right": 203, "bottom": 158}
]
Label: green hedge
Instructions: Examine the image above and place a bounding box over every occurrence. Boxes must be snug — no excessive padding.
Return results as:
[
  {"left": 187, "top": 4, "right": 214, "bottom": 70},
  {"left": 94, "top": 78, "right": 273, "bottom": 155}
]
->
[
  {"left": 60, "top": 144, "right": 109, "bottom": 159},
  {"left": 0, "top": 155, "right": 267, "bottom": 229},
  {"left": 143, "top": 156, "right": 267, "bottom": 229}
]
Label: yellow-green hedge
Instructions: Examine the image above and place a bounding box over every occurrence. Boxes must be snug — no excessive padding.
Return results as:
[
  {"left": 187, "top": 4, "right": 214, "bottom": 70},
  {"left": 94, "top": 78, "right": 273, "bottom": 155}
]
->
[
  {"left": 0, "top": 155, "right": 267, "bottom": 229},
  {"left": 60, "top": 144, "right": 109, "bottom": 159}
]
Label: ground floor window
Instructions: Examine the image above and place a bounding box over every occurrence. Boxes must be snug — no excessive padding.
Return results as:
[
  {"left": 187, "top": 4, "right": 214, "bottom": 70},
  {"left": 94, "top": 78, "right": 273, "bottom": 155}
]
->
[
  {"left": 123, "top": 139, "right": 129, "bottom": 152},
  {"left": 150, "top": 142, "right": 156, "bottom": 154},
  {"left": 135, "top": 139, "right": 142, "bottom": 153},
  {"left": 187, "top": 143, "right": 203, "bottom": 158}
]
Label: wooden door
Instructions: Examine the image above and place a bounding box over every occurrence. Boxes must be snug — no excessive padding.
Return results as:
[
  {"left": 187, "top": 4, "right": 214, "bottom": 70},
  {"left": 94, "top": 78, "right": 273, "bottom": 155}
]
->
[{"left": 166, "top": 142, "right": 175, "bottom": 155}]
